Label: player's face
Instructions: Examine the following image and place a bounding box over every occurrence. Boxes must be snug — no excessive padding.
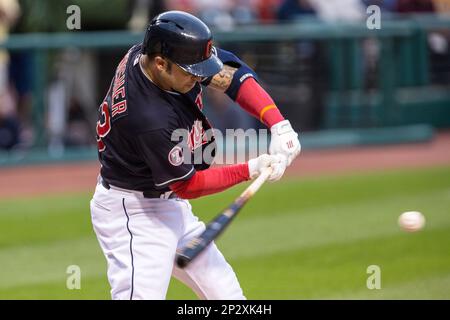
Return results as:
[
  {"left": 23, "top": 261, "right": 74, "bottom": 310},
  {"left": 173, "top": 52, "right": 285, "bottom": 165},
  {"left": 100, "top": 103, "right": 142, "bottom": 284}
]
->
[
  {"left": 167, "top": 63, "right": 203, "bottom": 93},
  {"left": 150, "top": 56, "right": 202, "bottom": 93}
]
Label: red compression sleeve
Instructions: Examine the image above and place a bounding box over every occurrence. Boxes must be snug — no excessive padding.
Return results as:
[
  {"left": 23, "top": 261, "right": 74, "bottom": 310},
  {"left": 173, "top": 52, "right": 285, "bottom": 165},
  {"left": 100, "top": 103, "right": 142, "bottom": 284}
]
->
[
  {"left": 170, "top": 164, "right": 250, "bottom": 199},
  {"left": 235, "top": 78, "right": 284, "bottom": 128}
]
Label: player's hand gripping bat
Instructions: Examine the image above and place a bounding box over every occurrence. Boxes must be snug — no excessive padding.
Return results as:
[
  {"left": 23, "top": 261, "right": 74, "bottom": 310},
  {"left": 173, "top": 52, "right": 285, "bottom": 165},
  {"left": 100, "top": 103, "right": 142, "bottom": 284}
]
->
[{"left": 175, "top": 167, "right": 272, "bottom": 268}]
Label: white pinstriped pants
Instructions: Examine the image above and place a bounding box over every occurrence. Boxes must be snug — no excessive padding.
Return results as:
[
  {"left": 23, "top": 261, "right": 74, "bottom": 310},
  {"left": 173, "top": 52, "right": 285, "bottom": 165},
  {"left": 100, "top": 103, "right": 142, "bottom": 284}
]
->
[{"left": 90, "top": 181, "right": 245, "bottom": 300}]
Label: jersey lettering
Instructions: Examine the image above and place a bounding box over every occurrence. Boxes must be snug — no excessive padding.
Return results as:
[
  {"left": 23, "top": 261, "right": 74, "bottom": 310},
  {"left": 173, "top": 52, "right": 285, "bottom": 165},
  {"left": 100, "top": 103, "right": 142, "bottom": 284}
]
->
[
  {"left": 112, "top": 100, "right": 127, "bottom": 118},
  {"left": 96, "top": 50, "right": 131, "bottom": 152},
  {"left": 111, "top": 54, "right": 128, "bottom": 118}
]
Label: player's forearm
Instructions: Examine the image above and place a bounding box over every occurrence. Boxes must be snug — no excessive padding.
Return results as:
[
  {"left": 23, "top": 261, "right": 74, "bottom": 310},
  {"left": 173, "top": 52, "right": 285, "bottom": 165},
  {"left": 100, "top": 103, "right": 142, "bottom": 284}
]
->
[
  {"left": 169, "top": 164, "right": 250, "bottom": 199},
  {"left": 210, "top": 68, "right": 284, "bottom": 127},
  {"left": 235, "top": 77, "right": 284, "bottom": 128}
]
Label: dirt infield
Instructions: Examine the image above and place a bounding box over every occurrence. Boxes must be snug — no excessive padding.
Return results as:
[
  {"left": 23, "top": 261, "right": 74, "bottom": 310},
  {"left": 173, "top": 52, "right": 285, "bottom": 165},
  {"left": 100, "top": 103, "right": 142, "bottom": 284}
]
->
[{"left": 1, "top": 131, "right": 449, "bottom": 199}]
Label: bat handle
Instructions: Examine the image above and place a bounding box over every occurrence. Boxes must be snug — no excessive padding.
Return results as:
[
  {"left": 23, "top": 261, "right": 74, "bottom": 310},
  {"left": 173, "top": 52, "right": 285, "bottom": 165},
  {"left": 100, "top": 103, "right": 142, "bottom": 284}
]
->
[{"left": 245, "top": 167, "right": 272, "bottom": 196}]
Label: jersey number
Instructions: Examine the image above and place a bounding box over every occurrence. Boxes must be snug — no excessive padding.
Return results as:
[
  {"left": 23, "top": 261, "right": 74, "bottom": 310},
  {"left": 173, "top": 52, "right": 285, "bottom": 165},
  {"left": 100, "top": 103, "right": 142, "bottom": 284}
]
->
[{"left": 96, "top": 102, "right": 111, "bottom": 152}]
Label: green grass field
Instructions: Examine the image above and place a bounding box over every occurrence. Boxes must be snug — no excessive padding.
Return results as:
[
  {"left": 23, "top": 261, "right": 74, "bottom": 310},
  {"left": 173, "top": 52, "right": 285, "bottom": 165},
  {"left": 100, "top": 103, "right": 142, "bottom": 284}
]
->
[{"left": 1, "top": 166, "right": 449, "bottom": 299}]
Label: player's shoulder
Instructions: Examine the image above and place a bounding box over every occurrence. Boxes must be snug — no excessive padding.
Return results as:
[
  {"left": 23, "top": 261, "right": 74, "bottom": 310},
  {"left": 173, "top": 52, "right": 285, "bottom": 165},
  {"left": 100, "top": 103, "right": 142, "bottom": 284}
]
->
[
  {"left": 119, "top": 47, "right": 176, "bottom": 131},
  {"left": 125, "top": 99, "right": 177, "bottom": 134},
  {"left": 126, "top": 90, "right": 182, "bottom": 134}
]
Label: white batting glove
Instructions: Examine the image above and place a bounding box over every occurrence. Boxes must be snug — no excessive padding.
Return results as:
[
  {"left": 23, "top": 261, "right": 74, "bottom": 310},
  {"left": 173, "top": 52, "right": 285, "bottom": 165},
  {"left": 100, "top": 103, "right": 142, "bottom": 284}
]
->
[
  {"left": 248, "top": 154, "right": 287, "bottom": 182},
  {"left": 269, "top": 120, "right": 301, "bottom": 166},
  {"left": 270, "top": 154, "right": 288, "bottom": 181}
]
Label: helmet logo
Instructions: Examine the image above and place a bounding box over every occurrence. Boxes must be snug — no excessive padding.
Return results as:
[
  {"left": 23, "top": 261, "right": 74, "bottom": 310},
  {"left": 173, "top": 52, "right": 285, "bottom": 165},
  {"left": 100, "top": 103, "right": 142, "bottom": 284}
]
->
[{"left": 205, "top": 40, "right": 212, "bottom": 58}]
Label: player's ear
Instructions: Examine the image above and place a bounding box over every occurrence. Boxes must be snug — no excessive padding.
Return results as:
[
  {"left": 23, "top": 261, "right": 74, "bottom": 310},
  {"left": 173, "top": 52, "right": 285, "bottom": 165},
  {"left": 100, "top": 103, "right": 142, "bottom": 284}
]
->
[{"left": 154, "top": 56, "right": 167, "bottom": 73}]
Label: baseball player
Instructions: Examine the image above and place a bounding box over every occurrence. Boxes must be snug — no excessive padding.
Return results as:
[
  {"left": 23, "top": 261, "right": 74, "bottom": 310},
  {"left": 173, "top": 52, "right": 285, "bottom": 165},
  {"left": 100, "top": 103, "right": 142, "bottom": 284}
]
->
[{"left": 90, "top": 10, "right": 301, "bottom": 300}]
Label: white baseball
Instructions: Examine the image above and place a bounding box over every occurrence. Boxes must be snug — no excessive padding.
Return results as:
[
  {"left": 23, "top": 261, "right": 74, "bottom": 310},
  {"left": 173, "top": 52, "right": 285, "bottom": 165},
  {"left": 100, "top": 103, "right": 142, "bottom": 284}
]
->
[{"left": 398, "top": 211, "right": 425, "bottom": 232}]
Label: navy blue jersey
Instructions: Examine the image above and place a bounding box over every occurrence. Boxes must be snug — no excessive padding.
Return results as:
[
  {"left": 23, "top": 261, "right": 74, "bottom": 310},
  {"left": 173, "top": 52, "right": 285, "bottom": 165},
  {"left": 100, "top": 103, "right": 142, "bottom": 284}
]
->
[{"left": 96, "top": 44, "right": 257, "bottom": 192}]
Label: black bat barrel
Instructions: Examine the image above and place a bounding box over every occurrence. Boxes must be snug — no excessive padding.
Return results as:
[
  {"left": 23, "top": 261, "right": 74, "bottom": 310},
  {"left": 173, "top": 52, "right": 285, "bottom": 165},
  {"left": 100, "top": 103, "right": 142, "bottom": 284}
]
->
[{"left": 176, "top": 203, "right": 242, "bottom": 268}]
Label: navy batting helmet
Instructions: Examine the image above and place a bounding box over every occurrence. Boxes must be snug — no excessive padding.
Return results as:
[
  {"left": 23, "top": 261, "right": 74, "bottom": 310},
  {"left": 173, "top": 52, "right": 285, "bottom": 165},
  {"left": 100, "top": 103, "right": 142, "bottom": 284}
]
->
[{"left": 142, "top": 11, "right": 223, "bottom": 78}]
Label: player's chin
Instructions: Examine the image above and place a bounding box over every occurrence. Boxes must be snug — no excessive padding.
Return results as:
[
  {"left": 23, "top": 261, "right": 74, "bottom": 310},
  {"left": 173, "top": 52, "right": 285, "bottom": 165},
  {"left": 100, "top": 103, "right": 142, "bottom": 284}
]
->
[{"left": 182, "top": 82, "right": 196, "bottom": 93}]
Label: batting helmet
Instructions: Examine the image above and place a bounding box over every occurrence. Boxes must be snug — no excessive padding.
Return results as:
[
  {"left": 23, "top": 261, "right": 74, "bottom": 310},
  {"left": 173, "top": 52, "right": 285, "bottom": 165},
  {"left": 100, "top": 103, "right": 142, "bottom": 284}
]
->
[{"left": 142, "top": 11, "right": 223, "bottom": 78}]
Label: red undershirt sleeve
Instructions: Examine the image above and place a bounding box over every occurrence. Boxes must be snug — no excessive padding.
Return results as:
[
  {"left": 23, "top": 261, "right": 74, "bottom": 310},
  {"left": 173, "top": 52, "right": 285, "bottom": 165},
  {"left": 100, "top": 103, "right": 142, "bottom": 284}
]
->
[
  {"left": 170, "top": 163, "right": 250, "bottom": 199},
  {"left": 235, "top": 77, "right": 285, "bottom": 128}
]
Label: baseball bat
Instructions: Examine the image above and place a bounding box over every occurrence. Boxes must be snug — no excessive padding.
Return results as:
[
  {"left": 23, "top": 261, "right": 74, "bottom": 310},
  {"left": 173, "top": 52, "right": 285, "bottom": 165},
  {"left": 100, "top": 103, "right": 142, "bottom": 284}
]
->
[{"left": 175, "top": 167, "right": 272, "bottom": 268}]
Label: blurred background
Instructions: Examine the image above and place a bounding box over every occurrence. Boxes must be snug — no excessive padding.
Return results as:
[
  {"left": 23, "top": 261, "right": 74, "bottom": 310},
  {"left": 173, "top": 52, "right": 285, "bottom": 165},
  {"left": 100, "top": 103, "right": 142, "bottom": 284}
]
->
[
  {"left": 0, "top": 0, "right": 449, "bottom": 299},
  {"left": 0, "top": 0, "right": 450, "bottom": 159}
]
